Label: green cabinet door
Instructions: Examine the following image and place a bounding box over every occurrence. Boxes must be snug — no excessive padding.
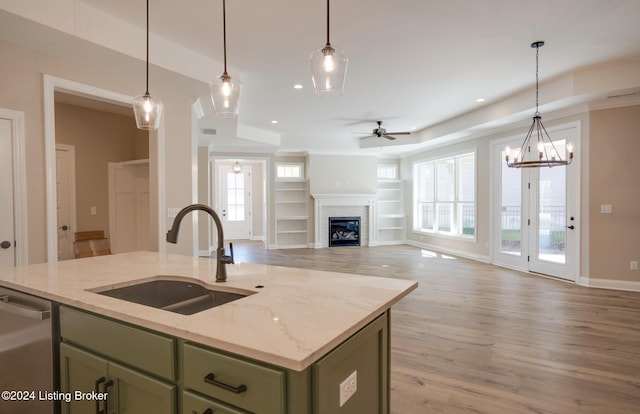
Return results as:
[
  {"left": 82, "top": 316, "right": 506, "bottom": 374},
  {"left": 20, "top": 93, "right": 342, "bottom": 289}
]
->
[
  {"left": 109, "top": 362, "right": 176, "bottom": 414},
  {"left": 60, "top": 343, "right": 176, "bottom": 414},
  {"left": 60, "top": 342, "right": 109, "bottom": 414}
]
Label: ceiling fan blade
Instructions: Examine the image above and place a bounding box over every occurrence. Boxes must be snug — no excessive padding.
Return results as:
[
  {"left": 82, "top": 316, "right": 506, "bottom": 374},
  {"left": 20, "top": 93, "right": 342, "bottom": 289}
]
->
[
  {"left": 383, "top": 135, "right": 398, "bottom": 140},
  {"left": 386, "top": 131, "right": 411, "bottom": 135}
]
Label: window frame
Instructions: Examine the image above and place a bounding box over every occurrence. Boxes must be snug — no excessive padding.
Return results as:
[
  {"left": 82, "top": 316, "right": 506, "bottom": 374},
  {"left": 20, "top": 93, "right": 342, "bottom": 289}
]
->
[
  {"left": 412, "top": 150, "right": 477, "bottom": 240},
  {"left": 275, "top": 162, "right": 305, "bottom": 181}
]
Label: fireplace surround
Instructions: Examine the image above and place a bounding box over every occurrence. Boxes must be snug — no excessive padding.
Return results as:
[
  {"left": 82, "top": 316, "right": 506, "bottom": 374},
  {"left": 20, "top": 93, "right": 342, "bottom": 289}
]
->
[{"left": 311, "top": 194, "right": 377, "bottom": 248}]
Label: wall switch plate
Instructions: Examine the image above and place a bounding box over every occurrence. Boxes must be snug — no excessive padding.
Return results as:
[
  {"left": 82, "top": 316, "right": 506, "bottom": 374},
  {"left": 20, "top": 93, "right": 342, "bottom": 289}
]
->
[
  {"left": 167, "top": 208, "right": 180, "bottom": 218},
  {"left": 339, "top": 370, "right": 357, "bottom": 407},
  {"left": 631, "top": 261, "right": 638, "bottom": 271},
  {"left": 600, "top": 204, "right": 612, "bottom": 214},
  {"left": 90, "top": 206, "right": 97, "bottom": 215}
]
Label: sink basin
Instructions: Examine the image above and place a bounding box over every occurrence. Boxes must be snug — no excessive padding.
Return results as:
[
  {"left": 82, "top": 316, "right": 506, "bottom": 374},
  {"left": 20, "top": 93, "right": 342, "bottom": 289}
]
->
[{"left": 94, "top": 278, "right": 251, "bottom": 315}]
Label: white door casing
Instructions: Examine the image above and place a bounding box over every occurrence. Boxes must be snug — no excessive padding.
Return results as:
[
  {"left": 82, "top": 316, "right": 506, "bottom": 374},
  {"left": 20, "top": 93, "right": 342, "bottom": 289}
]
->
[
  {"left": 43, "top": 74, "right": 166, "bottom": 262},
  {"left": 55, "top": 144, "right": 77, "bottom": 260}
]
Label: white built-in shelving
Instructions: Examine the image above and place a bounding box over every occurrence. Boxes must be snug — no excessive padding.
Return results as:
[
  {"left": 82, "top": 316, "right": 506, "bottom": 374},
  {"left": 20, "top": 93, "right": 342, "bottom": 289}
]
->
[
  {"left": 376, "top": 179, "right": 406, "bottom": 244},
  {"left": 275, "top": 179, "right": 310, "bottom": 248}
]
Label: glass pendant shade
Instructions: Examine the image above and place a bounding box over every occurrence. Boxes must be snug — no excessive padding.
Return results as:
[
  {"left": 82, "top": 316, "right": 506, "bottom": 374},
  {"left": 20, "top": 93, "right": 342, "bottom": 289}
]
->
[
  {"left": 133, "top": 92, "right": 163, "bottom": 130},
  {"left": 210, "top": 73, "right": 241, "bottom": 118},
  {"left": 310, "top": 44, "right": 348, "bottom": 95}
]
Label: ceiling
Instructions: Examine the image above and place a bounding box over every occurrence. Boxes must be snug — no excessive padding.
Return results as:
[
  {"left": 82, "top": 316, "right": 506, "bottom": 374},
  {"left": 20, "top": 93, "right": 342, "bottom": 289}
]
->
[{"left": 3, "top": 0, "right": 640, "bottom": 156}]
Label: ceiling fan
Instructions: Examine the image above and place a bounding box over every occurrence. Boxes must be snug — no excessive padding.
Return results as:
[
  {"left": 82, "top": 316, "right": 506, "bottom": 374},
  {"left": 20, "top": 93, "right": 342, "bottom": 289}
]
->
[{"left": 360, "top": 121, "right": 411, "bottom": 141}]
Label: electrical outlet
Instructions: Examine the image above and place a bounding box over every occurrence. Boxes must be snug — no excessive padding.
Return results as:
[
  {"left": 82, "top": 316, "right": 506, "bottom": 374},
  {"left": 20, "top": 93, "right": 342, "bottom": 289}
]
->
[
  {"left": 600, "top": 204, "right": 612, "bottom": 214},
  {"left": 167, "top": 208, "right": 180, "bottom": 218},
  {"left": 631, "top": 261, "right": 638, "bottom": 271},
  {"left": 339, "top": 370, "right": 357, "bottom": 407}
]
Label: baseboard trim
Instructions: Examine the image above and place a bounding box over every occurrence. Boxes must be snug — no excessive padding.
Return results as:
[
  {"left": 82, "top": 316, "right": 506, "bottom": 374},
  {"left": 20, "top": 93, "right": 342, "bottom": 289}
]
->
[
  {"left": 577, "top": 277, "right": 640, "bottom": 292},
  {"left": 406, "top": 240, "right": 491, "bottom": 263}
]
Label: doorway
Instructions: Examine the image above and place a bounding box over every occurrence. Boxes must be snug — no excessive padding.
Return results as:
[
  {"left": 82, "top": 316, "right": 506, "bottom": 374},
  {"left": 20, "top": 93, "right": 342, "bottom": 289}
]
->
[
  {"left": 55, "top": 144, "right": 77, "bottom": 260},
  {"left": 0, "top": 109, "right": 28, "bottom": 267},
  {"left": 217, "top": 164, "right": 252, "bottom": 240},
  {"left": 211, "top": 158, "right": 268, "bottom": 248},
  {"left": 492, "top": 123, "right": 580, "bottom": 281},
  {"left": 43, "top": 75, "right": 163, "bottom": 262}
]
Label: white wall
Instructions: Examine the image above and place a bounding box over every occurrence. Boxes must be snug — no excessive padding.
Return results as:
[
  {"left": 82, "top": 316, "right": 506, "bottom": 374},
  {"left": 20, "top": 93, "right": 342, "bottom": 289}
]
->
[{"left": 309, "top": 154, "right": 377, "bottom": 194}]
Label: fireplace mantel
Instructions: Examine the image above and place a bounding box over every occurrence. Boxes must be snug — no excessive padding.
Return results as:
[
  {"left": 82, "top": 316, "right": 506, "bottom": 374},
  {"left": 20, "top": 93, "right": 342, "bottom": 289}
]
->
[{"left": 311, "top": 194, "right": 378, "bottom": 248}]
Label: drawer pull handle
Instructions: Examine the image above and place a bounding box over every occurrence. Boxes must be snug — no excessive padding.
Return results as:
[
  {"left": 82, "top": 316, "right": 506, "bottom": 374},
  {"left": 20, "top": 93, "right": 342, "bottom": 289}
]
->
[{"left": 204, "top": 373, "right": 247, "bottom": 394}]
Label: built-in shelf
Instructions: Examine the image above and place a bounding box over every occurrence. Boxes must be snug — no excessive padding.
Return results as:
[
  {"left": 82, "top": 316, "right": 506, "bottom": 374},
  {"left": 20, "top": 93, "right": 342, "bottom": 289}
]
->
[
  {"left": 376, "top": 179, "right": 406, "bottom": 244},
  {"left": 275, "top": 180, "right": 310, "bottom": 248}
]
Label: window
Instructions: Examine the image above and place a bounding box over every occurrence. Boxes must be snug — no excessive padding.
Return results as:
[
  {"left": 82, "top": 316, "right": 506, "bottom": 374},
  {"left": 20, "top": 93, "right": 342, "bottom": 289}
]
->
[
  {"left": 413, "top": 152, "right": 475, "bottom": 237},
  {"left": 276, "top": 163, "right": 304, "bottom": 179},
  {"left": 377, "top": 164, "right": 398, "bottom": 179}
]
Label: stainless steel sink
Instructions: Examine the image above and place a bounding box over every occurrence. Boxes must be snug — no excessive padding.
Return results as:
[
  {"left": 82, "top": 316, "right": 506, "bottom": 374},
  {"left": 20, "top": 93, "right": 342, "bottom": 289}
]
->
[{"left": 94, "top": 278, "right": 251, "bottom": 315}]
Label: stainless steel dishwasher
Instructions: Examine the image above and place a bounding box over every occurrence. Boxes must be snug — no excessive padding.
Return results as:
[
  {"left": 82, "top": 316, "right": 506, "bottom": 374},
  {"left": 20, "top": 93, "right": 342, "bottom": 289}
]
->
[{"left": 0, "top": 286, "right": 58, "bottom": 414}]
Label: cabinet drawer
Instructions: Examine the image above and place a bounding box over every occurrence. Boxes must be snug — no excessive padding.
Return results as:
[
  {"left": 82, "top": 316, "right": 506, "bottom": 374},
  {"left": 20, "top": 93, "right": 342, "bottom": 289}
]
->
[
  {"left": 183, "top": 343, "right": 285, "bottom": 414},
  {"left": 183, "top": 391, "right": 249, "bottom": 414},
  {"left": 60, "top": 306, "right": 176, "bottom": 380}
]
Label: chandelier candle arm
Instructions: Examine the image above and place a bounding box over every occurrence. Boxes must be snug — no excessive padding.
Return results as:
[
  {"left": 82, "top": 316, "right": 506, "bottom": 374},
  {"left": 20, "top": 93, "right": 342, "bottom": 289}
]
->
[
  {"left": 505, "top": 41, "right": 573, "bottom": 168},
  {"left": 133, "top": 0, "right": 163, "bottom": 130}
]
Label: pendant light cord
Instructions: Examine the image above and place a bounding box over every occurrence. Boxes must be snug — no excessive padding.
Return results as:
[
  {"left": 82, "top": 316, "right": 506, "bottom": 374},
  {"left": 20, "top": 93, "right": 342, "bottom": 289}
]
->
[
  {"left": 145, "top": 0, "right": 150, "bottom": 95},
  {"left": 223, "top": 0, "right": 228, "bottom": 75},
  {"left": 534, "top": 44, "right": 540, "bottom": 116},
  {"left": 326, "top": 0, "right": 331, "bottom": 46}
]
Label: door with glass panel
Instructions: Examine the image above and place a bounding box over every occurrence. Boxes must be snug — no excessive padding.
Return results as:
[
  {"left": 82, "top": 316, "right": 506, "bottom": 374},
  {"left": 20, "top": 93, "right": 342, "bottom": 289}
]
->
[
  {"left": 218, "top": 165, "right": 252, "bottom": 240},
  {"left": 493, "top": 126, "right": 578, "bottom": 281}
]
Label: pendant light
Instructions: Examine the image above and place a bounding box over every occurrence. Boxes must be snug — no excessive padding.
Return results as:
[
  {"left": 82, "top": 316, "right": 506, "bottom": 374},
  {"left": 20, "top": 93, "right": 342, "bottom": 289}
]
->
[
  {"left": 132, "top": 0, "right": 163, "bottom": 130},
  {"left": 232, "top": 160, "right": 242, "bottom": 174},
  {"left": 310, "top": 0, "right": 348, "bottom": 95},
  {"left": 505, "top": 41, "right": 573, "bottom": 168},
  {"left": 211, "top": 0, "right": 241, "bottom": 117}
]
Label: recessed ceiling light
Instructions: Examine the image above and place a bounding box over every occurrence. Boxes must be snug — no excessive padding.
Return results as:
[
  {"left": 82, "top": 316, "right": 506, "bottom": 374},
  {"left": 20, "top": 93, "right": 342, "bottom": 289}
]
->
[
  {"left": 476, "top": 98, "right": 485, "bottom": 103},
  {"left": 410, "top": 126, "right": 417, "bottom": 130},
  {"left": 271, "top": 120, "right": 278, "bottom": 124},
  {"left": 293, "top": 84, "right": 303, "bottom": 89}
]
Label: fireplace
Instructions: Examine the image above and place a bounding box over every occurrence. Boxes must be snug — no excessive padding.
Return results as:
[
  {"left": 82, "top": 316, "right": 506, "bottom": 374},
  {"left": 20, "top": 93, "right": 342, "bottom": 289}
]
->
[{"left": 329, "top": 217, "right": 361, "bottom": 247}]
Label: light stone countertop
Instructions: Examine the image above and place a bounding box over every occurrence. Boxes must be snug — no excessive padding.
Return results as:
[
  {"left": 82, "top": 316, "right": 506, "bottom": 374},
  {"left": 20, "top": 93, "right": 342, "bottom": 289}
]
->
[{"left": 0, "top": 251, "right": 417, "bottom": 371}]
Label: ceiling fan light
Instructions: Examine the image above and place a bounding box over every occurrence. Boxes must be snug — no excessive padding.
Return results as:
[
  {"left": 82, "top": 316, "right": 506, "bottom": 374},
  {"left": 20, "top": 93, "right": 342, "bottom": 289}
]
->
[{"left": 133, "top": 92, "right": 163, "bottom": 130}]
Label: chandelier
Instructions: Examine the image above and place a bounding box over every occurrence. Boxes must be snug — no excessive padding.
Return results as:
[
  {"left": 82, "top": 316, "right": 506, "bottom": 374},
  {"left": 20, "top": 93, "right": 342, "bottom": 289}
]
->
[{"left": 505, "top": 41, "right": 573, "bottom": 168}]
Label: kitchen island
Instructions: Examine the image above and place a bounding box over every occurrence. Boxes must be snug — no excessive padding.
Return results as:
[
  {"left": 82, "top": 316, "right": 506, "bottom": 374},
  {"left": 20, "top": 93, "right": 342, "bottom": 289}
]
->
[{"left": 0, "top": 251, "right": 417, "bottom": 413}]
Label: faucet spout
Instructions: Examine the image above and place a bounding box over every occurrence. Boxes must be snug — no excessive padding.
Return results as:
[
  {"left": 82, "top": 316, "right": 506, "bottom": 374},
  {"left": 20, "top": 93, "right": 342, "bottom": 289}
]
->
[{"left": 166, "top": 204, "right": 232, "bottom": 282}]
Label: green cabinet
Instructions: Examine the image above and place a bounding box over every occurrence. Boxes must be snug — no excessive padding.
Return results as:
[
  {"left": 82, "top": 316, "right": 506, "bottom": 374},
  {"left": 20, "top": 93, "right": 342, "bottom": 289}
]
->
[
  {"left": 313, "top": 313, "right": 389, "bottom": 414},
  {"left": 58, "top": 305, "right": 389, "bottom": 414},
  {"left": 60, "top": 343, "right": 176, "bottom": 414}
]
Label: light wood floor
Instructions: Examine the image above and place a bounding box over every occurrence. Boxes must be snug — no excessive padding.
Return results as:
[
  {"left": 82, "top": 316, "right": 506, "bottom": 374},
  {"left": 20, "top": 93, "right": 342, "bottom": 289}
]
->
[{"left": 229, "top": 241, "right": 640, "bottom": 414}]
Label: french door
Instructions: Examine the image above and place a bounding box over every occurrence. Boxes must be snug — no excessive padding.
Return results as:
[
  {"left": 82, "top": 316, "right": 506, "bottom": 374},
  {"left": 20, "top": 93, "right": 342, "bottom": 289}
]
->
[
  {"left": 492, "top": 125, "right": 579, "bottom": 281},
  {"left": 217, "top": 165, "right": 252, "bottom": 240}
]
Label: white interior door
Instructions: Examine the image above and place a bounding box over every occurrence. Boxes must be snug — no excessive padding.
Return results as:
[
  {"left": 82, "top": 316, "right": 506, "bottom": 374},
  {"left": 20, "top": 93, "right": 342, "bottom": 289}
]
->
[
  {"left": 0, "top": 119, "right": 15, "bottom": 267},
  {"left": 492, "top": 126, "right": 579, "bottom": 281},
  {"left": 217, "top": 165, "right": 251, "bottom": 240},
  {"left": 56, "top": 144, "right": 77, "bottom": 261},
  {"left": 108, "top": 160, "right": 150, "bottom": 253}
]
